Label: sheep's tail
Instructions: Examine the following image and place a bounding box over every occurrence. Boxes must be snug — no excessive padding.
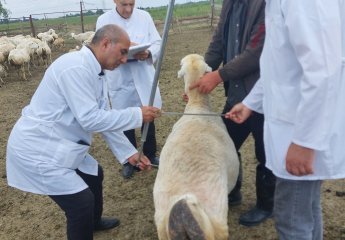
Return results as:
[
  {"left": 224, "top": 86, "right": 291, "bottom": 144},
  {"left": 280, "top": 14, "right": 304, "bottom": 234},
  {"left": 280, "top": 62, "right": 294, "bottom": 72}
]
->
[{"left": 166, "top": 194, "right": 228, "bottom": 240}]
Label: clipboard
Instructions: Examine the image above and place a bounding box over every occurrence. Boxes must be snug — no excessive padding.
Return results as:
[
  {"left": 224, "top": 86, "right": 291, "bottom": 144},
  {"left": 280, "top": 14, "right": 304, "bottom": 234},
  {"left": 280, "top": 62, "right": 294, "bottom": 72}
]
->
[{"left": 128, "top": 43, "right": 151, "bottom": 59}]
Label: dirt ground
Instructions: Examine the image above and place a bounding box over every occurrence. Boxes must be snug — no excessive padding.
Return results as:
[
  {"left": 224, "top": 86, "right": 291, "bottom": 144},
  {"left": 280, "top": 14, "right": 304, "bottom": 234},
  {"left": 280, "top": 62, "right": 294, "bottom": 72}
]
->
[{"left": 0, "top": 26, "right": 345, "bottom": 240}]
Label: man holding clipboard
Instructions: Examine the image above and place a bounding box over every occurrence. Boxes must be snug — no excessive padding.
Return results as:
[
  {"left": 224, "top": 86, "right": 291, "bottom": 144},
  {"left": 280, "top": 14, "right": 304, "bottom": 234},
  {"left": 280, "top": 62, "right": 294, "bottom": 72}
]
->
[{"left": 96, "top": 0, "right": 162, "bottom": 179}]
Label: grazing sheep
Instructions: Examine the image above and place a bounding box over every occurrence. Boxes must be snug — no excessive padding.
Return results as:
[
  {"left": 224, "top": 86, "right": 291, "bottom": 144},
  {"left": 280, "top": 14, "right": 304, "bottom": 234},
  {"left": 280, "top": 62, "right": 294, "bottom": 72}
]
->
[
  {"left": 52, "top": 37, "right": 65, "bottom": 50},
  {"left": 71, "top": 31, "right": 95, "bottom": 45},
  {"left": 8, "top": 48, "right": 31, "bottom": 80},
  {"left": 153, "top": 54, "right": 239, "bottom": 240}
]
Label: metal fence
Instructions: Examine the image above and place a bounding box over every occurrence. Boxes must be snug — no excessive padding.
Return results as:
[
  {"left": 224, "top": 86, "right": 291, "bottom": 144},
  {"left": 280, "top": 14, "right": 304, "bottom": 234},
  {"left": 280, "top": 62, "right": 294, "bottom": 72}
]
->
[{"left": 0, "top": 1, "right": 222, "bottom": 37}]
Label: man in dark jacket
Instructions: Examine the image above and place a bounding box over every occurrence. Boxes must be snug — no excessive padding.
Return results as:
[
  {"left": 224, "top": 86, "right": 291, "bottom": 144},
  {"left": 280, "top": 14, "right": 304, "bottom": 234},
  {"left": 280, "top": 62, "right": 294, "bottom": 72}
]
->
[{"left": 190, "top": 0, "right": 275, "bottom": 226}]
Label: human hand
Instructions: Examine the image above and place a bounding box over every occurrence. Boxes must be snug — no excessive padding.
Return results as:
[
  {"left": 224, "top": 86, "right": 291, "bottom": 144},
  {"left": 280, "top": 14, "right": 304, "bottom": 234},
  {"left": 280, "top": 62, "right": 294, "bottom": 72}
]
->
[
  {"left": 188, "top": 70, "right": 222, "bottom": 94},
  {"left": 141, "top": 106, "right": 160, "bottom": 122},
  {"left": 225, "top": 103, "right": 252, "bottom": 123},
  {"left": 134, "top": 50, "right": 150, "bottom": 61},
  {"left": 127, "top": 153, "right": 152, "bottom": 171},
  {"left": 286, "top": 143, "right": 315, "bottom": 176}
]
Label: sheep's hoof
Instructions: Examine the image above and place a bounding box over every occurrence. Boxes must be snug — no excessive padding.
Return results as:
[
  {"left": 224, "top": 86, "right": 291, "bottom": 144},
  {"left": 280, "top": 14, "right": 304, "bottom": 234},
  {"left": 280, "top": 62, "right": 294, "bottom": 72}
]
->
[{"left": 168, "top": 199, "right": 206, "bottom": 240}]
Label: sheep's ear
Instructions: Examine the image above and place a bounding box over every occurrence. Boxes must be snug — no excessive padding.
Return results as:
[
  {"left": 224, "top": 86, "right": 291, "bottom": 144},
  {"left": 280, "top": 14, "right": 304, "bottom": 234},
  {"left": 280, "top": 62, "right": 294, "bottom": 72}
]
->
[{"left": 205, "top": 64, "right": 212, "bottom": 73}]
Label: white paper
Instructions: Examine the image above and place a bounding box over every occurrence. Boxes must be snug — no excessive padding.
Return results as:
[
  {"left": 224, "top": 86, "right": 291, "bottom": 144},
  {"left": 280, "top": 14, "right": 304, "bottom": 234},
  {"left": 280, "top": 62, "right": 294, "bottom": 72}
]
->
[{"left": 128, "top": 43, "right": 151, "bottom": 59}]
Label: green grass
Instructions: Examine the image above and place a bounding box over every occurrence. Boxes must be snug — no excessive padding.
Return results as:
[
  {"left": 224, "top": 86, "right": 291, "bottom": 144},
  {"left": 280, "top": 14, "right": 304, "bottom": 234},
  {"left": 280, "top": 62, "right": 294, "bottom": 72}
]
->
[{"left": 0, "top": 1, "right": 222, "bottom": 34}]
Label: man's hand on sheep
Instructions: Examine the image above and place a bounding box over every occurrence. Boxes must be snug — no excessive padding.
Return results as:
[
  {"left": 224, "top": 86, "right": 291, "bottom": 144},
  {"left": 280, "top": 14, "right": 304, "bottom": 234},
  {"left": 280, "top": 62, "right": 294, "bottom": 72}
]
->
[
  {"left": 141, "top": 106, "right": 160, "bottom": 122},
  {"left": 127, "top": 152, "right": 152, "bottom": 171},
  {"left": 189, "top": 70, "right": 222, "bottom": 94},
  {"left": 225, "top": 103, "right": 252, "bottom": 123}
]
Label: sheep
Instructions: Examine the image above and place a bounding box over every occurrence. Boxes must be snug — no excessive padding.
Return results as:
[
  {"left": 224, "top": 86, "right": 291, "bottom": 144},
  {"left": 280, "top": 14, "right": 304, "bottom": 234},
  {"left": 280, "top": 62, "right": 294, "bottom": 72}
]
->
[
  {"left": 153, "top": 54, "right": 239, "bottom": 240},
  {"left": 52, "top": 37, "right": 65, "bottom": 50},
  {"left": 71, "top": 31, "right": 95, "bottom": 45},
  {"left": 8, "top": 48, "right": 31, "bottom": 80}
]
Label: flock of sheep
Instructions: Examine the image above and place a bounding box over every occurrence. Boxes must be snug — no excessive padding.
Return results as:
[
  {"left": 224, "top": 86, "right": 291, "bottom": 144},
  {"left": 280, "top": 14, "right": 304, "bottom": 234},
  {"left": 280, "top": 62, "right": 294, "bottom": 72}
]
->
[{"left": 0, "top": 29, "right": 95, "bottom": 85}]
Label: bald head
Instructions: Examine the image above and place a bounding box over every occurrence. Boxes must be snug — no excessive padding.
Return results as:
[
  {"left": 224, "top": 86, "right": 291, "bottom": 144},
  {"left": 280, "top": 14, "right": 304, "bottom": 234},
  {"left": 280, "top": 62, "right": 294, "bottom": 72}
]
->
[
  {"left": 89, "top": 24, "right": 130, "bottom": 70},
  {"left": 91, "top": 24, "right": 129, "bottom": 45}
]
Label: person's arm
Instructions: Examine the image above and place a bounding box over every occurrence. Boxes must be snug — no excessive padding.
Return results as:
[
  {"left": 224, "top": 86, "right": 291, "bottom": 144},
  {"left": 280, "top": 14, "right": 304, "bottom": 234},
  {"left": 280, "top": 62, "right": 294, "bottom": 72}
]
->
[
  {"left": 283, "top": 0, "right": 342, "bottom": 151},
  {"left": 225, "top": 78, "right": 264, "bottom": 123},
  {"left": 282, "top": 1, "right": 342, "bottom": 175},
  {"left": 101, "top": 131, "right": 151, "bottom": 170},
  {"left": 190, "top": 2, "right": 266, "bottom": 94},
  {"left": 101, "top": 131, "right": 138, "bottom": 164},
  {"left": 204, "top": 0, "right": 230, "bottom": 70},
  {"left": 218, "top": 3, "right": 265, "bottom": 82},
  {"left": 57, "top": 66, "right": 158, "bottom": 133}
]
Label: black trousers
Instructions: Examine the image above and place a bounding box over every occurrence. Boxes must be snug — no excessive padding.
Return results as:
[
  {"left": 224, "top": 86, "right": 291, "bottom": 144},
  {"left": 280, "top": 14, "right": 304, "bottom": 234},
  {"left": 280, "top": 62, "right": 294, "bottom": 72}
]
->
[
  {"left": 49, "top": 165, "right": 104, "bottom": 240},
  {"left": 124, "top": 121, "right": 157, "bottom": 160},
  {"left": 222, "top": 105, "right": 275, "bottom": 211}
]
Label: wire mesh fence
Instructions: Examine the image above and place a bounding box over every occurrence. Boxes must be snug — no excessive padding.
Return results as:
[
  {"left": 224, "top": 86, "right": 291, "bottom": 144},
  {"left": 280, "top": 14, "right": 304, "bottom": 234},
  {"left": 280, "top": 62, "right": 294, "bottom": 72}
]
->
[{"left": 0, "top": 0, "right": 223, "bottom": 37}]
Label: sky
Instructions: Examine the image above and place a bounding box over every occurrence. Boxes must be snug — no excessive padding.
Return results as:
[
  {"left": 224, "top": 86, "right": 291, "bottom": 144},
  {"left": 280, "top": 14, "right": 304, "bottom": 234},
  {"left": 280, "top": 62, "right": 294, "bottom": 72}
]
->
[{"left": 3, "top": 0, "right": 206, "bottom": 18}]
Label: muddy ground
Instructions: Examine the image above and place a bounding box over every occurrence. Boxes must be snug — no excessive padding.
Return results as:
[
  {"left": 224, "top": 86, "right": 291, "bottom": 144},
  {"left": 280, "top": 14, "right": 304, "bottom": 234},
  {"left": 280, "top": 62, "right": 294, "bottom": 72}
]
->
[{"left": 0, "top": 26, "right": 345, "bottom": 240}]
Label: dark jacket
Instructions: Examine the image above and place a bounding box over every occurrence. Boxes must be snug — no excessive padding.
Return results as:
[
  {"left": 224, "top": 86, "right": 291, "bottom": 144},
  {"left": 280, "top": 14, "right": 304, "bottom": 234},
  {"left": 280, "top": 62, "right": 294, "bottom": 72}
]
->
[{"left": 205, "top": 0, "right": 265, "bottom": 103}]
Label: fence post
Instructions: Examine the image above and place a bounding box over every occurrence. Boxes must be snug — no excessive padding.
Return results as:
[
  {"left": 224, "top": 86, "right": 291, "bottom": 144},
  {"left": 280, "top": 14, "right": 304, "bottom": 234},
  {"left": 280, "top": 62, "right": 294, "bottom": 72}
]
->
[
  {"left": 80, "top": 1, "right": 85, "bottom": 33},
  {"left": 29, "top": 15, "right": 36, "bottom": 37}
]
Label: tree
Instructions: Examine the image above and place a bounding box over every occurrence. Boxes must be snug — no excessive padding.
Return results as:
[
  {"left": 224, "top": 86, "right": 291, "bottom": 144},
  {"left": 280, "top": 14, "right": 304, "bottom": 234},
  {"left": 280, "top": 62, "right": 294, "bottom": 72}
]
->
[{"left": 0, "top": 1, "right": 10, "bottom": 19}]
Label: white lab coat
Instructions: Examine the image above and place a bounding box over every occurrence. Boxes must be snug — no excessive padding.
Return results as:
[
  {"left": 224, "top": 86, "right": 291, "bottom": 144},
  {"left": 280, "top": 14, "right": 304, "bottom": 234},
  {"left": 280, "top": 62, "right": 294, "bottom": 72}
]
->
[
  {"left": 243, "top": 0, "right": 345, "bottom": 180},
  {"left": 96, "top": 7, "right": 162, "bottom": 161},
  {"left": 96, "top": 8, "right": 162, "bottom": 109},
  {"left": 6, "top": 46, "right": 143, "bottom": 195}
]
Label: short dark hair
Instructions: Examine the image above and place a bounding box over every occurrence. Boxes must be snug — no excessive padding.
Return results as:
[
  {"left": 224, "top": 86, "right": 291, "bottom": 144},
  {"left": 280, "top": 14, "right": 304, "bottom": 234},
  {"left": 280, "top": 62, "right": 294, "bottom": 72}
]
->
[{"left": 91, "top": 24, "right": 128, "bottom": 45}]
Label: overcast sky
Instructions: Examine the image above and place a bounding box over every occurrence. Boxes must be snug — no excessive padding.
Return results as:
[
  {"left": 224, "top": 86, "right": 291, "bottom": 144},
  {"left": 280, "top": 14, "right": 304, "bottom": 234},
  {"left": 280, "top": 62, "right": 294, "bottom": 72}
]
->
[{"left": 3, "top": 0, "right": 205, "bottom": 18}]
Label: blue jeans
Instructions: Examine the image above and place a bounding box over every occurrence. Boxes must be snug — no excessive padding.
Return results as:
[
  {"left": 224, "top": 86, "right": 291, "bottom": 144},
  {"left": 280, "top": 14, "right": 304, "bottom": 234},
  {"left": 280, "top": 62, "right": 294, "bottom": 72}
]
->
[{"left": 274, "top": 177, "right": 323, "bottom": 240}]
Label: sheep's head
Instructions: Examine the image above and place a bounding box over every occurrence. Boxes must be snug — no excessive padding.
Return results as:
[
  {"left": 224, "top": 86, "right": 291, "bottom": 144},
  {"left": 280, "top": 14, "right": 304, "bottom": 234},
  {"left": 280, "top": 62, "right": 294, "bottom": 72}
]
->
[{"left": 177, "top": 54, "right": 212, "bottom": 94}]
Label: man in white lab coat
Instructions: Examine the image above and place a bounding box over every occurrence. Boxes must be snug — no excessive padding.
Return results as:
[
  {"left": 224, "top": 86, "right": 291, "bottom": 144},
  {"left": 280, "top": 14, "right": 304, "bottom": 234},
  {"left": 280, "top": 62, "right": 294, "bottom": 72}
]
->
[
  {"left": 6, "top": 24, "right": 160, "bottom": 240},
  {"left": 96, "top": 0, "right": 162, "bottom": 179},
  {"left": 226, "top": 1, "right": 345, "bottom": 239}
]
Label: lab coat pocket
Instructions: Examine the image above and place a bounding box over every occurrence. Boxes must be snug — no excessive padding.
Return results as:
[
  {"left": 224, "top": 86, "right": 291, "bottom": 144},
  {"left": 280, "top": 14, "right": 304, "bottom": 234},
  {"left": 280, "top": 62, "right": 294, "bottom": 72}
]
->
[
  {"left": 269, "top": 83, "right": 299, "bottom": 124},
  {"left": 53, "top": 139, "right": 90, "bottom": 169}
]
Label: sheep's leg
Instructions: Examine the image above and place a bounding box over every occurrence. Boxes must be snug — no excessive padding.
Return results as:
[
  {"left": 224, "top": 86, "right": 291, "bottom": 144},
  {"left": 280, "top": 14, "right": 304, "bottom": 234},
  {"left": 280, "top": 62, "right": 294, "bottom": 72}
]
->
[
  {"left": 27, "top": 62, "right": 32, "bottom": 77},
  {"left": 21, "top": 65, "right": 27, "bottom": 80}
]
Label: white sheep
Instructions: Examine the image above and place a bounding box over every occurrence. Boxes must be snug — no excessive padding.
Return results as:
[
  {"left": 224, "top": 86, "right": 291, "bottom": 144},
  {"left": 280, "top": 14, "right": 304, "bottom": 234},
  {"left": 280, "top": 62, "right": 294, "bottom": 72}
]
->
[
  {"left": 8, "top": 48, "right": 31, "bottom": 80},
  {"left": 71, "top": 31, "right": 95, "bottom": 44},
  {"left": 153, "top": 54, "right": 239, "bottom": 240}
]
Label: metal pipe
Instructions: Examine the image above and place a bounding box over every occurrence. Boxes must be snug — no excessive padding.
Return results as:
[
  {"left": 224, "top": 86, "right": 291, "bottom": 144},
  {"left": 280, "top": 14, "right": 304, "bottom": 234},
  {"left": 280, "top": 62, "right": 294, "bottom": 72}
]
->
[{"left": 138, "top": 0, "right": 176, "bottom": 163}]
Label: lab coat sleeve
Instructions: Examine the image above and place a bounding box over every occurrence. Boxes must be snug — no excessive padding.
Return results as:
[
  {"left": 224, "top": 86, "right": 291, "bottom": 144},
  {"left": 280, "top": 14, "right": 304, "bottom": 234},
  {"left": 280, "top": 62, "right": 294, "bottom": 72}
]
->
[
  {"left": 282, "top": 0, "right": 342, "bottom": 150},
  {"left": 242, "top": 78, "right": 264, "bottom": 114},
  {"left": 101, "top": 131, "right": 138, "bottom": 164},
  {"left": 57, "top": 66, "right": 143, "bottom": 133}
]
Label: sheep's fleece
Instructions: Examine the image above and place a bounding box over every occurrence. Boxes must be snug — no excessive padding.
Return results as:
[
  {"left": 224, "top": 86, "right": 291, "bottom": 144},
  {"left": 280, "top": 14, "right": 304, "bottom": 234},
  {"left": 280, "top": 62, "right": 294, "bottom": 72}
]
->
[{"left": 153, "top": 54, "right": 239, "bottom": 240}]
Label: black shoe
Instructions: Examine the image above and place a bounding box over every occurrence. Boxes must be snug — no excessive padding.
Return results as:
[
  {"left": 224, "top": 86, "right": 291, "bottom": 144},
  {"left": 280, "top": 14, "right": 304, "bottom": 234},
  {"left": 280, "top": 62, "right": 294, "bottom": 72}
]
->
[
  {"left": 94, "top": 217, "right": 120, "bottom": 231},
  {"left": 122, "top": 163, "right": 134, "bottom": 179},
  {"left": 150, "top": 156, "right": 160, "bottom": 166},
  {"left": 239, "top": 207, "right": 273, "bottom": 227},
  {"left": 228, "top": 191, "right": 242, "bottom": 206}
]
